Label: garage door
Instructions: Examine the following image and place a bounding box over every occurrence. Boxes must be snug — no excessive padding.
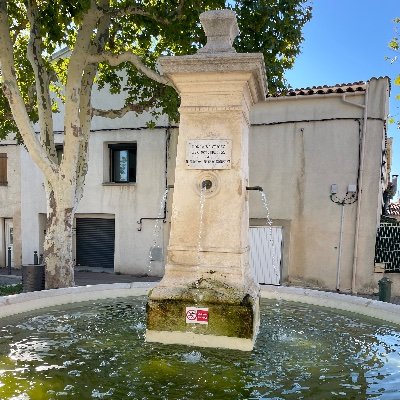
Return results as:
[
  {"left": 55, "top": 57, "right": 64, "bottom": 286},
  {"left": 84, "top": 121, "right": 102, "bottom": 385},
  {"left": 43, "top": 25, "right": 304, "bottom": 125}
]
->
[
  {"left": 76, "top": 218, "right": 115, "bottom": 269},
  {"left": 249, "top": 226, "right": 282, "bottom": 285}
]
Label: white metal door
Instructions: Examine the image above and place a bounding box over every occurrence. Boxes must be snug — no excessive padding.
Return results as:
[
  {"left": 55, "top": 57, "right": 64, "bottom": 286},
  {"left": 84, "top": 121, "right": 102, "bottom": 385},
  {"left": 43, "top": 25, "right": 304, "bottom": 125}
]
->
[
  {"left": 5, "top": 219, "right": 14, "bottom": 267},
  {"left": 249, "top": 226, "right": 282, "bottom": 285}
]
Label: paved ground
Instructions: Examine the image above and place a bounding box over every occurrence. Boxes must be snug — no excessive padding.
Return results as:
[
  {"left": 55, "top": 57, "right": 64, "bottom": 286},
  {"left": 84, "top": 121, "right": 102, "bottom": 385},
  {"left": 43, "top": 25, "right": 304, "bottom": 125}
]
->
[
  {"left": 0, "top": 267, "right": 399, "bottom": 304},
  {"left": 73, "top": 270, "right": 161, "bottom": 286},
  {"left": 0, "top": 267, "right": 161, "bottom": 287}
]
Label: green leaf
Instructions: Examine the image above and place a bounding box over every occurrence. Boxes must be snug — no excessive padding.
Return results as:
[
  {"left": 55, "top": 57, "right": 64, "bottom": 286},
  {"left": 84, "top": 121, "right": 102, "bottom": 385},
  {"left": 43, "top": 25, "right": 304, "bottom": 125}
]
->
[
  {"left": 0, "top": 0, "right": 313, "bottom": 137},
  {"left": 389, "top": 39, "right": 399, "bottom": 51}
]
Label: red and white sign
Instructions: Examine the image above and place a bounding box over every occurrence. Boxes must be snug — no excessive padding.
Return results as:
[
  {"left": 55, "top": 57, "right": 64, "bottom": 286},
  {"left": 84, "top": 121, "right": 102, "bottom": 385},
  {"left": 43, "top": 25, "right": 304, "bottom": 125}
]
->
[{"left": 185, "top": 307, "right": 209, "bottom": 324}]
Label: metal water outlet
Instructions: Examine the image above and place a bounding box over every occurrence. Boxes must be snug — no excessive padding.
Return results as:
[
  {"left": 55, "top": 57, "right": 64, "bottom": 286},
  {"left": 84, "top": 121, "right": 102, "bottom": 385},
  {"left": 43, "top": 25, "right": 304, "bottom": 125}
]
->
[
  {"left": 195, "top": 171, "right": 220, "bottom": 198},
  {"left": 202, "top": 179, "right": 213, "bottom": 190}
]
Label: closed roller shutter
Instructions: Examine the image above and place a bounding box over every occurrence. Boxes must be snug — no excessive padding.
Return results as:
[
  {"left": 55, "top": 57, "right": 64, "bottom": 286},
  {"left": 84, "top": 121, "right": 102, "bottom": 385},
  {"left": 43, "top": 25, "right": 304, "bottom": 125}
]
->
[{"left": 76, "top": 218, "right": 115, "bottom": 269}]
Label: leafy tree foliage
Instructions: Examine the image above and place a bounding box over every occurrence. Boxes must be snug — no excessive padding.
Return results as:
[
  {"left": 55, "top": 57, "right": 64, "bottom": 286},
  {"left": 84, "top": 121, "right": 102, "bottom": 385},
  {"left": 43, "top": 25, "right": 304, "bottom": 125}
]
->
[
  {"left": 233, "top": 0, "right": 311, "bottom": 93},
  {"left": 0, "top": 0, "right": 311, "bottom": 287},
  {"left": 388, "top": 17, "right": 400, "bottom": 128},
  {"left": 0, "top": 0, "right": 312, "bottom": 138}
]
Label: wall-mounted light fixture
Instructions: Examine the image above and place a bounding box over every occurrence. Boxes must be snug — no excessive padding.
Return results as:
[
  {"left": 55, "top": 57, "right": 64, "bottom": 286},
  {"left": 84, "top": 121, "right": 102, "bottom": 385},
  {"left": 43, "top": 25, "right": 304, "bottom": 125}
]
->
[{"left": 347, "top": 184, "right": 357, "bottom": 193}]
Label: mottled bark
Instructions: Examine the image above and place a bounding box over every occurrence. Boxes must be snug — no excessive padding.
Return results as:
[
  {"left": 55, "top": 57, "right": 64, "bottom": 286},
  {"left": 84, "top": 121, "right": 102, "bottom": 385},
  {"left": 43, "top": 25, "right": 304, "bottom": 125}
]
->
[
  {"left": 0, "top": 1, "right": 173, "bottom": 289},
  {"left": 44, "top": 188, "right": 75, "bottom": 288},
  {"left": 87, "top": 52, "right": 174, "bottom": 88},
  {"left": 92, "top": 96, "right": 157, "bottom": 119},
  {"left": 44, "top": 4, "right": 113, "bottom": 288},
  {"left": 26, "top": 0, "right": 57, "bottom": 162},
  {"left": 0, "top": 3, "right": 58, "bottom": 180},
  {"left": 76, "top": 6, "right": 110, "bottom": 202}
]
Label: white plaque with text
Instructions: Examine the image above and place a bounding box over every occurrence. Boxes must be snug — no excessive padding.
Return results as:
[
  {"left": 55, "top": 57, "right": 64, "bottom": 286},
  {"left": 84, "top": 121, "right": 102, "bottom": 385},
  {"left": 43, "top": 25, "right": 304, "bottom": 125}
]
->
[{"left": 185, "top": 139, "right": 232, "bottom": 170}]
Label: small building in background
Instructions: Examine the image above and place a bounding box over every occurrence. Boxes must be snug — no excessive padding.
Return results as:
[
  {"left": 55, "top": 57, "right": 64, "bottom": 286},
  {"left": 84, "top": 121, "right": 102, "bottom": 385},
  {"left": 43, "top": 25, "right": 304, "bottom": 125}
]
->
[
  {"left": 1, "top": 76, "right": 395, "bottom": 296},
  {"left": 387, "top": 201, "right": 400, "bottom": 222}
]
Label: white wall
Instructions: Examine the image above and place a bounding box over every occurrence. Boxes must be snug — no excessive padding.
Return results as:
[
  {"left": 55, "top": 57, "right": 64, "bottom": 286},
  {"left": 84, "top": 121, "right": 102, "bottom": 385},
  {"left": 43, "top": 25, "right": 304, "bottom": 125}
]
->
[
  {"left": 21, "top": 124, "right": 168, "bottom": 275},
  {"left": 18, "top": 76, "right": 391, "bottom": 292},
  {"left": 21, "top": 78, "right": 171, "bottom": 276},
  {"left": 0, "top": 142, "right": 21, "bottom": 267},
  {"left": 248, "top": 78, "right": 389, "bottom": 294}
]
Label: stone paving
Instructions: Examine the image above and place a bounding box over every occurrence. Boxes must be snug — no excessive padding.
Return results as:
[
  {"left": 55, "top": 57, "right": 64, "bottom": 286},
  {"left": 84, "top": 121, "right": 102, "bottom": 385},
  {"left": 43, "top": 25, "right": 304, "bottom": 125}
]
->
[
  {"left": 0, "top": 267, "right": 399, "bottom": 305},
  {"left": 0, "top": 268, "right": 160, "bottom": 287}
]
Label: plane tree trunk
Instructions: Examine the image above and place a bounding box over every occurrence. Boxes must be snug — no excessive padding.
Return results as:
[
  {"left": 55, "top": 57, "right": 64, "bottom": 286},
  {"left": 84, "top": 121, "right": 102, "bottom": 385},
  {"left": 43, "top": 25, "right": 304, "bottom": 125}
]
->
[
  {"left": 0, "top": 1, "right": 172, "bottom": 289},
  {"left": 44, "top": 187, "right": 76, "bottom": 288}
]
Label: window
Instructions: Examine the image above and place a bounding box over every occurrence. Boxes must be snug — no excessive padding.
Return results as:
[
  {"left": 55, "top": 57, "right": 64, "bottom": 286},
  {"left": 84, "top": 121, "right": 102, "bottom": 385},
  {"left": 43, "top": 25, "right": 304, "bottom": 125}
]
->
[
  {"left": 0, "top": 153, "right": 7, "bottom": 186},
  {"left": 55, "top": 144, "right": 64, "bottom": 165},
  {"left": 108, "top": 143, "right": 137, "bottom": 183}
]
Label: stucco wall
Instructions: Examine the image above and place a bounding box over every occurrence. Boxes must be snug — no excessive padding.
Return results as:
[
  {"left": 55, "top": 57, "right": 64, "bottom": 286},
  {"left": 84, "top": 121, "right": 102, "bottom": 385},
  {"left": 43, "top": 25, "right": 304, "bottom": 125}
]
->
[
  {"left": 0, "top": 142, "right": 21, "bottom": 268},
  {"left": 248, "top": 78, "right": 389, "bottom": 294},
  {"left": 20, "top": 124, "right": 168, "bottom": 276},
  {"left": 20, "top": 79, "right": 171, "bottom": 276},
  {"left": 15, "top": 76, "right": 392, "bottom": 293}
]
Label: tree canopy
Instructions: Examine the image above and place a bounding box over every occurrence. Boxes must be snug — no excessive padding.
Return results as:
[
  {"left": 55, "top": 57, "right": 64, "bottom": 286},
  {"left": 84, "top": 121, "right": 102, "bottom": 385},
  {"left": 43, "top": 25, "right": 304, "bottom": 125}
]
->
[
  {"left": 0, "top": 0, "right": 311, "bottom": 288},
  {"left": 0, "top": 0, "right": 312, "bottom": 138},
  {"left": 388, "top": 17, "right": 400, "bottom": 128}
]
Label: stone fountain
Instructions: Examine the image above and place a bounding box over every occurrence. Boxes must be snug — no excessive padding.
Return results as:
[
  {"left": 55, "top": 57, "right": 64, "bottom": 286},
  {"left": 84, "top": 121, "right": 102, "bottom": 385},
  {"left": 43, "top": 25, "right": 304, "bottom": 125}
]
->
[{"left": 146, "top": 9, "right": 267, "bottom": 351}]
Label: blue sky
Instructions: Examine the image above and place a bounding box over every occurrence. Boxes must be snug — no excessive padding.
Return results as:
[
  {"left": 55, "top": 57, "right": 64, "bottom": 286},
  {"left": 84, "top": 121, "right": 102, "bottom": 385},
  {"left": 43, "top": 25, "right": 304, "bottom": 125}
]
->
[{"left": 285, "top": 0, "right": 400, "bottom": 198}]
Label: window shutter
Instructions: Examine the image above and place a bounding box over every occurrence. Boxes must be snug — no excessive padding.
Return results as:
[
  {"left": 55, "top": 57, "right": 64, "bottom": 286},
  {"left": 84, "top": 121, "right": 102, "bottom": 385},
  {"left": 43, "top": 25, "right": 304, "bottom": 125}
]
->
[{"left": 0, "top": 153, "right": 7, "bottom": 185}]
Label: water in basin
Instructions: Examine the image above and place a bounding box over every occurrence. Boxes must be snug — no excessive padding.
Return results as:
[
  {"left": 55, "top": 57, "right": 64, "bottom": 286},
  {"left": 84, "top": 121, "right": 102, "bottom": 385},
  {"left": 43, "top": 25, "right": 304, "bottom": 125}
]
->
[{"left": 0, "top": 297, "right": 399, "bottom": 399}]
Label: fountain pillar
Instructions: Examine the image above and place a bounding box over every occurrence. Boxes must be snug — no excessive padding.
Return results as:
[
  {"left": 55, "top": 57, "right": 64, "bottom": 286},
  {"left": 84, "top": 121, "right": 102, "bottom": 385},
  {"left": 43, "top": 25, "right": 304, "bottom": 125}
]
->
[{"left": 146, "top": 10, "right": 267, "bottom": 351}]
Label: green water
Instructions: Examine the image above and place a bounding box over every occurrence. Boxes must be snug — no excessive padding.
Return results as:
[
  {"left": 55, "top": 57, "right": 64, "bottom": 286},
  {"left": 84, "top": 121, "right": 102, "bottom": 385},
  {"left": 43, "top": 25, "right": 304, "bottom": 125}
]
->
[{"left": 0, "top": 298, "right": 399, "bottom": 399}]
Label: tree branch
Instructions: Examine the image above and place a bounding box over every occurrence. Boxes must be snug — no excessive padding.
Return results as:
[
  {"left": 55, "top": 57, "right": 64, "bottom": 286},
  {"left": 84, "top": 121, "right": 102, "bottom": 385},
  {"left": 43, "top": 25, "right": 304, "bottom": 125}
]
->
[
  {"left": 92, "top": 96, "right": 157, "bottom": 119},
  {"left": 0, "top": 1, "right": 58, "bottom": 181},
  {"left": 26, "top": 0, "right": 56, "bottom": 162},
  {"left": 106, "top": 6, "right": 171, "bottom": 25},
  {"left": 76, "top": 2, "right": 111, "bottom": 201},
  {"left": 61, "top": 0, "right": 101, "bottom": 184},
  {"left": 87, "top": 51, "right": 174, "bottom": 88},
  {"left": 176, "top": 0, "right": 185, "bottom": 17}
]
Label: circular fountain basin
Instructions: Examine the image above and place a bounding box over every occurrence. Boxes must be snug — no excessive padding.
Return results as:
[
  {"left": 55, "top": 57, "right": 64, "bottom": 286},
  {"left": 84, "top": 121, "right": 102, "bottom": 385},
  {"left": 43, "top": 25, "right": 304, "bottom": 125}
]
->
[{"left": 0, "top": 284, "right": 399, "bottom": 399}]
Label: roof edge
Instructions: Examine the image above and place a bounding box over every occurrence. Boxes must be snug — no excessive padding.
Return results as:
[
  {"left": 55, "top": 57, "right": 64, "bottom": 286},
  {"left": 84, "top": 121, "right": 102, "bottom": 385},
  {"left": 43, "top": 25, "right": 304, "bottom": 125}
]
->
[{"left": 269, "top": 76, "right": 390, "bottom": 98}]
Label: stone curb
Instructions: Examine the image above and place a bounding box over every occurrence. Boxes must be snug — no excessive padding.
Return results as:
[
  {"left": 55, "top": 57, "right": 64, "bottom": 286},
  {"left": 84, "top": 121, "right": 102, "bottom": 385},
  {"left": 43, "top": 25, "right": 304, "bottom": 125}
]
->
[
  {"left": 0, "top": 282, "right": 157, "bottom": 319},
  {"left": 260, "top": 285, "right": 400, "bottom": 325},
  {"left": 1, "top": 284, "right": 400, "bottom": 327}
]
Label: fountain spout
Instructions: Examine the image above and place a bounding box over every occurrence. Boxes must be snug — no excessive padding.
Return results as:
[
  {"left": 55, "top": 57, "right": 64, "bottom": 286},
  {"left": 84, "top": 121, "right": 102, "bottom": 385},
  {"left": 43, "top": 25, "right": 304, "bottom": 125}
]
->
[
  {"left": 167, "top": 184, "right": 174, "bottom": 189},
  {"left": 246, "top": 186, "right": 264, "bottom": 192}
]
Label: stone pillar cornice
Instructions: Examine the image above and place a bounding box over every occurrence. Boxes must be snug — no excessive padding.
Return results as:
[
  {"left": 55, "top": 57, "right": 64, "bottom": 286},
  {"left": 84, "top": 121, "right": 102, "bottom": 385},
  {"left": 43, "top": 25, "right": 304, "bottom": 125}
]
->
[{"left": 158, "top": 52, "right": 267, "bottom": 105}]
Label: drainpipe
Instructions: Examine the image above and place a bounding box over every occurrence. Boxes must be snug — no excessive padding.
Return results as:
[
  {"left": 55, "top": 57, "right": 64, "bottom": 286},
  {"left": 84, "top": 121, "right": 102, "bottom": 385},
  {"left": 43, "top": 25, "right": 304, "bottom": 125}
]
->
[
  {"left": 341, "top": 87, "right": 369, "bottom": 294},
  {"left": 336, "top": 203, "right": 345, "bottom": 291}
]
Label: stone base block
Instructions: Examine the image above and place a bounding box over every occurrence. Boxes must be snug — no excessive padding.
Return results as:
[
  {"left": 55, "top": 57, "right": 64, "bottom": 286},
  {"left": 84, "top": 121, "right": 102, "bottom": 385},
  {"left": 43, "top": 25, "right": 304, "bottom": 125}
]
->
[
  {"left": 146, "top": 295, "right": 259, "bottom": 351},
  {"left": 146, "top": 330, "right": 254, "bottom": 351}
]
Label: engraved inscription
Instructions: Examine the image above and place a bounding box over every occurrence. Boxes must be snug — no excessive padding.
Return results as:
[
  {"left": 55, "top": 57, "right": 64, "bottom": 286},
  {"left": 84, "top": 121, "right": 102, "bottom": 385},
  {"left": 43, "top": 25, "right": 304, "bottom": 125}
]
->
[{"left": 186, "top": 139, "right": 232, "bottom": 170}]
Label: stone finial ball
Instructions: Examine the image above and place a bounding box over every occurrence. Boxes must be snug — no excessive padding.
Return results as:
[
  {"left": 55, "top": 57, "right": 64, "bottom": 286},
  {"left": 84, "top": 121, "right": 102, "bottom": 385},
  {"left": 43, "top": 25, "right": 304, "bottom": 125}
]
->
[{"left": 198, "top": 9, "right": 240, "bottom": 54}]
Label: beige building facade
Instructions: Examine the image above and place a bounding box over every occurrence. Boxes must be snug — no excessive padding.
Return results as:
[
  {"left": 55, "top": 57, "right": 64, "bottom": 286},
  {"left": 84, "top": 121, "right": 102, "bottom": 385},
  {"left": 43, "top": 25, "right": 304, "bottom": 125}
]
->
[
  {"left": 1, "top": 77, "right": 395, "bottom": 295},
  {"left": 0, "top": 140, "right": 22, "bottom": 270},
  {"left": 249, "top": 77, "right": 390, "bottom": 294}
]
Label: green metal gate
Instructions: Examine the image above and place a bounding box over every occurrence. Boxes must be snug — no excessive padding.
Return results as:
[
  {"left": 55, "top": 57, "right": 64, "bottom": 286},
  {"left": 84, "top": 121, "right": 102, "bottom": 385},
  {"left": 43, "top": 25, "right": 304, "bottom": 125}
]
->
[{"left": 375, "top": 223, "right": 400, "bottom": 273}]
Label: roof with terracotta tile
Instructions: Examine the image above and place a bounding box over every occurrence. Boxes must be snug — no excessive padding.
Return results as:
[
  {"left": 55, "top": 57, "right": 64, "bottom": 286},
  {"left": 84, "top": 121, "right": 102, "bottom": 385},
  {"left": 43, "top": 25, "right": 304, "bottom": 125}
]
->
[
  {"left": 268, "top": 77, "right": 390, "bottom": 98},
  {"left": 388, "top": 201, "right": 400, "bottom": 216}
]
